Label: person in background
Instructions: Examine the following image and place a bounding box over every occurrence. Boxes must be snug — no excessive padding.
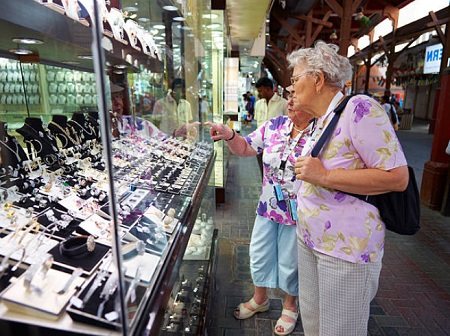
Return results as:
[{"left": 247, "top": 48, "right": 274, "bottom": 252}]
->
[
  {"left": 288, "top": 41, "right": 409, "bottom": 336},
  {"left": 381, "top": 95, "right": 399, "bottom": 131},
  {"left": 153, "top": 78, "right": 193, "bottom": 134},
  {"left": 199, "top": 94, "right": 210, "bottom": 122},
  {"left": 242, "top": 93, "right": 254, "bottom": 127},
  {"left": 254, "top": 77, "right": 288, "bottom": 177},
  {"left": 206, "top": 87, "right": 313, "bottom": 335}
]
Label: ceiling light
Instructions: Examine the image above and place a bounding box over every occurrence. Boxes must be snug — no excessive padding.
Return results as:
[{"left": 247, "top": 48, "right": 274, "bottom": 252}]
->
[
  {"left": 138, "top": 17, "right": 150, "bottom": 23},
  {"left": 77, "top": 55, "right": 93, "bottom": 60},
  {"left": 9, "top": 48, "right": 33, "bottom": 55},
  {"left": 11, "top": 38, "right": 43, "bottom": 45},
  {"left": 153, "top": 24, "right": 165, "bottom": 29},
  {"left": 151, "top": 29, "right": 159, "bottom": 35},
  {"left": 207, "top": 23, "right": 221, "bottom": 29},
  {"left": 162, "top": 5, "right": 178, "bottom": 11},
  {"left": 329, "top": 30, "right": 338, "bottom": 40},
  {"left": 202, "top": 13, "right": 218, "bottom": 19},
  {"left": 114, "top": 64, "right": 128, "bottom": 69},
  {"left": 153, "top": 36, "right": 164, "bottom": 40},
  {"left": 173, "top": 16, "right": 185, "bottom": 21}
]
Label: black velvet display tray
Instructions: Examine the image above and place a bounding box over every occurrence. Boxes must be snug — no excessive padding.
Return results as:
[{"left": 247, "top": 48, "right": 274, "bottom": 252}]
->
[
  {"left": 47, "top": 239, "right": 110, "bottom": 275},
  {"left": 67, "top": 276, "right": 147, "bottom": 330},
  {"left": 35, "top": 208, "right": 81, "bottom": 239}
]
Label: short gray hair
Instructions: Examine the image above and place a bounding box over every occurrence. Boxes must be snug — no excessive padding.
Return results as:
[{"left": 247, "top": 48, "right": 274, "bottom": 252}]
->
[{"left": 287, "top": 41, "right": 353, "bottom": 89}]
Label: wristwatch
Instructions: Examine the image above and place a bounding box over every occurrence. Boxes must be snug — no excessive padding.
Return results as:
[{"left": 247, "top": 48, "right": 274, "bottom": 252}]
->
[{"left": 59, "top": 235, "right": 96, "bottom": 258}]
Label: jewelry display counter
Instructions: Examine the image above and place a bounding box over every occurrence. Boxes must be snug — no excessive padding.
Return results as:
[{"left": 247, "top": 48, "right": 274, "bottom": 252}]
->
[{"left": 0, "top": 114, "right": 216, "bottom": 335}]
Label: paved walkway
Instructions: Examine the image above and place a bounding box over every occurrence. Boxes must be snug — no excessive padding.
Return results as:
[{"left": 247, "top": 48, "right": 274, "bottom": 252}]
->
[{"left": 208, "top": 120, "right": 450, "bottom": 336}]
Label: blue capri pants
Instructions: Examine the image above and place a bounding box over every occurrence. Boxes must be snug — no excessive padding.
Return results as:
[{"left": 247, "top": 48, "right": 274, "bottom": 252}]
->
[{"left": 249, "top": 215, "right": 298, "bottom": 296}]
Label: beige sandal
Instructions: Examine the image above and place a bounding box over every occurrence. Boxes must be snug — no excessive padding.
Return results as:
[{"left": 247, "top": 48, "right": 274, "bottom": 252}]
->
[
  {"left": 274, "top": 308, "right": 298, "bottom": 335},
  {"left": 234, "top": 297, "right": 269, "bottom": 319}
]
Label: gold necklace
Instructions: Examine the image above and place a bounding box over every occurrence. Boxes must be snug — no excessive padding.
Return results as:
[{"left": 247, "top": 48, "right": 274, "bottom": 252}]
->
[{"left": 48, "top": 121, "right": 80, "bottom": 145}]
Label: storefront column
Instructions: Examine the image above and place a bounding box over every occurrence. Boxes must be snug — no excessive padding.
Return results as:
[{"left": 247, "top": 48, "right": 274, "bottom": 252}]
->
[{"left": 421, "top": 24, "right": 450, "bottom": 213}]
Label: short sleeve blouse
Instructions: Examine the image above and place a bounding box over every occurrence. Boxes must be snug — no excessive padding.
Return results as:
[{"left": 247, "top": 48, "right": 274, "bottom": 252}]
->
[
  {"left": 245, "top": 116, "right": 312, "bottom": 225},
  {"left": 297, "top": 95, "right": 407, "bottom": 264}
]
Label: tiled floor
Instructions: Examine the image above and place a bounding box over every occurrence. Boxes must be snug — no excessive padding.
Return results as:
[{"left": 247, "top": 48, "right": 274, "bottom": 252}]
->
[{"left": 208, "top": 121, "right": 450, "bottom": 336}]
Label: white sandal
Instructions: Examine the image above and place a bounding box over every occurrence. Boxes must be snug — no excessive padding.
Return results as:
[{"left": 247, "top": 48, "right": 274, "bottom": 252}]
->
[
  {"left": 274, "top": 308, "right": 298, "bottom": 335},
  {"left": 234, "top": 297, "right": 269, "bottom": 319}
]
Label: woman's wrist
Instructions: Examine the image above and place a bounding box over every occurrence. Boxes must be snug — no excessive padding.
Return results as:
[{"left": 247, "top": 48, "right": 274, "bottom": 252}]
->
[{"left": 225, "top": 129, "right": 236, "bottom": 141}]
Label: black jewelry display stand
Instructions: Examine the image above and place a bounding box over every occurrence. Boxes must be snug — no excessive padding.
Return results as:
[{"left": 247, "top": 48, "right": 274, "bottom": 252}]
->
[
  {"left": 16, "top": 118, "right": 59, "bottom": 164},
  {"left": 67, "top": 275, "right": 147, "bottom": 330},
  {"left": 68, "top": 113, "right": 97, "bottom": 142},
  {"left": 0, "top": 121, "right": 28, "bottom": 168},
  {"left": 48, "top": 240, "right": 110, "bottom": 275},
  {"left": 47, "top": 115, "right": 77, "bottom": 149}
]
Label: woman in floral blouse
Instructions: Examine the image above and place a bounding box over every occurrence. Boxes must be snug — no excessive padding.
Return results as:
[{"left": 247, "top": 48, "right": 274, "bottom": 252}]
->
[
  {"left": 288, "top": 41, "right": 409, "bottom": 336},
  {"left": 208, "top": 89, "right": 313, "bottom": 335}
]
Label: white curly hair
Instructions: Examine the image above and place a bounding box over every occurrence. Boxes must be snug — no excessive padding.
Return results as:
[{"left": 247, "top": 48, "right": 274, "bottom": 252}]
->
[{"left": 287, "top": 41, "right": 353, "bottom": 89}]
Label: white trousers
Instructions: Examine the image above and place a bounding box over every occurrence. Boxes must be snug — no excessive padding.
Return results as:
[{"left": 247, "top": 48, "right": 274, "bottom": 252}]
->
[{"left": 297, "top": 239, "right": 382, "bottom": 336}]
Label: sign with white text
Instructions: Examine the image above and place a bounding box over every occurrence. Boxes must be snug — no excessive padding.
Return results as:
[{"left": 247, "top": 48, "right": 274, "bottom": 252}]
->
[{"left": 424, "top": 43, "right": 443, "bottom": 74}]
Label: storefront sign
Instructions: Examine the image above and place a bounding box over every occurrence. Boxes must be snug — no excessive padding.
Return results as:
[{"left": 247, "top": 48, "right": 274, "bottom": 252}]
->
[{"left": 424, "top": 43, "right": 443, "bottom": 74}]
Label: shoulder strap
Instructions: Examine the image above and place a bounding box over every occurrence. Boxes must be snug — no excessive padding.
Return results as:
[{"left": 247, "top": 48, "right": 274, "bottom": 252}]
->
[{"left": 311, "top": 95, "right": 354, "bottom": 158}]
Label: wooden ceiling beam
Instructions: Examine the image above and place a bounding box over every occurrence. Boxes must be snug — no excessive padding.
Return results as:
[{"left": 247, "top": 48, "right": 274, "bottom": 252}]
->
[
  {"left": 352, "top": 0, "right": 364, "bottom": 14},
  {"left": 272, "top": 12, "right": 303, "bottom": 44},
  {"left": 429, "top": 11, "right": 446, "bottom": 46},
  {"left": 325, "top": 0, "right": 343, "bottom": 18},
  {"left": 305, "top": 11, "right": 313, "bottom": 47},
  {"left": 292, "top": 13, "right": 333, "bottom": 28},
  {"left": 309, "top": 11, "right": 333, "bottom": 46}
]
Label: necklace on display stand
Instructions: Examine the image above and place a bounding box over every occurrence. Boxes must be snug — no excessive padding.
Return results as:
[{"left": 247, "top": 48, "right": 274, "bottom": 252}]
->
[
  {"left": 23, "top": 123, "right": 58, "bottom": 152},
  {"left": 0, "top": 137, "right": 22, "bottom": 162},
  {"left": 48, "top": 121, "right": 80, "bottom": 145},
  {"left": 69, "top": 119, "right": 94, "bottom": 135}
]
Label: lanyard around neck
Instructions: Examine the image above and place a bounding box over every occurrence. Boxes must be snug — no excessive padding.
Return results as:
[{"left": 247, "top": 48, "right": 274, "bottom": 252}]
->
[{"left": 276, "top": 124, "right": 308, "bottom": 182}]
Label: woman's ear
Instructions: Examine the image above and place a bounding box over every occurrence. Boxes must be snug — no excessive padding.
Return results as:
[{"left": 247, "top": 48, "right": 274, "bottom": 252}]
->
[{"left": 314, "top": 72, "right": 325, "bottom": 94}]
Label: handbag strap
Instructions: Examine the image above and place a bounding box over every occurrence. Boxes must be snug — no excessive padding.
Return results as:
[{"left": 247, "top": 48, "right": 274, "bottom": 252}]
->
[
  {"left": 311, "top": 94, "right": 371, "bottom": 202},
  {"left": 311, "top": 95, "right": 354, "bottom": 158}
]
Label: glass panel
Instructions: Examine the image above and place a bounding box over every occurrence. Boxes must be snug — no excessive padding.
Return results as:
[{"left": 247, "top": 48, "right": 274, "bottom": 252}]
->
[
  {"left": 0, "top": 0, "right": 124, "bottom": 335},
  {"left": 0, "top": 0, "right": 220, "bottom": 335}
]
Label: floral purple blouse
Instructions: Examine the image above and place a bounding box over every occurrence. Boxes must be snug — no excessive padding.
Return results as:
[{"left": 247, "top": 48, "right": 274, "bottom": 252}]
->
[
  {"left": 297, "top": 93, "right": 407, "bottom": 264},
  {"left": 245, "top": 115, "right": 312, "bottom": 226}
]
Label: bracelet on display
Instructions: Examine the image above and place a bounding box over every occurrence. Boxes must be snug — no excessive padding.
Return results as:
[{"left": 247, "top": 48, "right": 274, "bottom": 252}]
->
[
  {"left": 59, "top": 235, "right": 96, "bottom": 258},
  {"left": 225, "top": 129, "right": 236, "bottom": 141}
]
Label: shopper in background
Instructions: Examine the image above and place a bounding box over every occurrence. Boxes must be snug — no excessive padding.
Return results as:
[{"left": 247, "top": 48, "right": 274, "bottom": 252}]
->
[
  {"left": 206, "top": 87, "right": 313, "bottom": 335},
  {"left": 254, "top": 77, "right": 288, "bottom": 177},
  {"left": 381, "top": 95, "right": 399, "bottom": 131},
  {"left": 153, "top": 78, "right": 193, "bottom": 134},
  {"left": 288, "top": 41, "right": 409, "bottom": 336}
]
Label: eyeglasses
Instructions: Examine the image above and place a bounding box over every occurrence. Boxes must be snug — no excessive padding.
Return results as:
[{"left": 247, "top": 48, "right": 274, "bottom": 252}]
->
[{"left": 290, "top": 72, "right": 309, "bottom": 85}]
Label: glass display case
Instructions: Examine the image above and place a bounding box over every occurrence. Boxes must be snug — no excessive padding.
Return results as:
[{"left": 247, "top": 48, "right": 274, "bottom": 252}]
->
[{"left": 0, "top": 1, "right": 222, "bottom": 335}]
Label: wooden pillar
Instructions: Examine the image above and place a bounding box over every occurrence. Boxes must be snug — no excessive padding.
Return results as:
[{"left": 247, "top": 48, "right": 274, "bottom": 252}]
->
[
  {"left": 421, "top": 23, "right": 450, "bottom": 212},
  {"left": 364, "top": 51, "right": 372, "bottom": 93},
  {"left": 384, "top": 52, "right": 395, "bottom": 97},
  {"left": 339, "top": 0, "right": 352, "bottom": 56}
]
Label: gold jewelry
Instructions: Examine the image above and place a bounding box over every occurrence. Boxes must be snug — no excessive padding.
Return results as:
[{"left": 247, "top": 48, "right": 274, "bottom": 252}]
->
[{"left": 48, "top": 121, "right": 80, "bottom": 145}]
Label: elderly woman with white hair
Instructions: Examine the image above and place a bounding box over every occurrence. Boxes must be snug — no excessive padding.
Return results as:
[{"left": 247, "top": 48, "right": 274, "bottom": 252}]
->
[{"left": 287, "top": 41, "right": 409, "bottom": 336}]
